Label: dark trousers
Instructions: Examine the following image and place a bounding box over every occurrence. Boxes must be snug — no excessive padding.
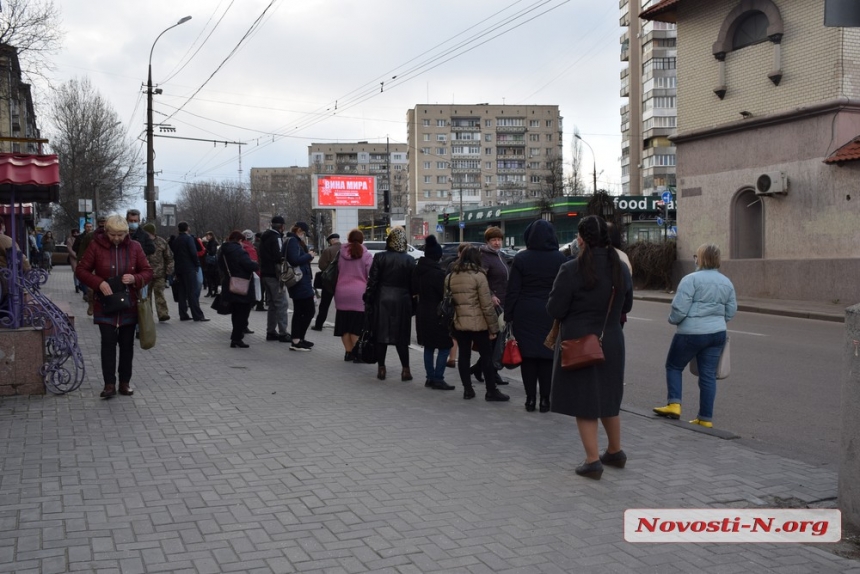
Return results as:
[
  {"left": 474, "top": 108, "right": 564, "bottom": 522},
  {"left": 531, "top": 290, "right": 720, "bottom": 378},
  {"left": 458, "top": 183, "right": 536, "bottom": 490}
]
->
[
  {"left": 377, "top": 342, "right": 410, "bottom": 368},
  {"left": 521, "top": 357, "right": 553, "bottom": 400},
  {"left": 313, "top": 289, "right": 334, "bottom": 328},
  {"left": 230, "top": 302, "right": 252, "bottom": 342},
  {"left": 454, "top": 330, "right": 497, "bottom": 392},
  {"left": 98, "top": 323, "right": 136, "bottom": 385},
  {"left": 291, "top": 297, "right": 315, "bottom": 341},
  {"left": 176, "top": 270, "right": 204, "bottom": 320}
]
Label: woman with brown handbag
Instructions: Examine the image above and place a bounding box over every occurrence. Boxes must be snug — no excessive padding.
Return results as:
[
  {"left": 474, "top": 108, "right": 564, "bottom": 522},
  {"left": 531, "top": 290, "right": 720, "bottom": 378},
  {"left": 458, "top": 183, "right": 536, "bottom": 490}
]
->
[
  {"left": 546, "top": 215, "right": 633, "bottom": 479},
  {"left": 218, "top": 231, "right": 259, "bottom": 348}
]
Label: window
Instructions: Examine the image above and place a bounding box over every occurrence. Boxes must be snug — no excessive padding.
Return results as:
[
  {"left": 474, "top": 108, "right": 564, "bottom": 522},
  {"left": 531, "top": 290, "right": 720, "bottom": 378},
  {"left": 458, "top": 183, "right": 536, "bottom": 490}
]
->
[
  {"left": 546, "top": 148, "right": 553, "bottom": 156},
  {"left": 421, "top": 147, "right": 430, "bottom": 154},
  {"left": 436, "top": 147, "right": 446, "bottom": 155},
  {"left": 485, "top": 148, "right": 493, "bottom": 155},
  {"left": 437, "top": 176, "right": 448, "bottom": 184},
  {"left": 423, "top": 176, "right": 432, "bottom": 183},
  {"left": 437, "top": 190, "right": 447, "bottom": 198},
  {"left": 529, "top": 147, "right": 540, "bottom": 156},
  {"left": 452, "top": 159, "right": 481, "bottom": 169},
  {"left": 529, "top": 133, "right": 540, "bottom": 141},
  {"left": 529, "top": 120, "right": 539, "bottom": 127},
  {"left": 642, "top": 57, "right": 676, "bottom": 75},
  {"left": 437, "top": 134, "right": 447, "bottom": 141},
  {"left": 485, "top": 134, "right": 492, "bottom": 141},
  {"left": 497, "top": 118, "right": 524, "bottom": 126},
  {"left": 733, "top": 11, "right": 769, "bottom": 49},
  {"left": 546, "top": 120, "right": 553, "bottom": 127},
  {"left": 423, "top": 190, "right": 431, "bottom": 198},
  {"left": 437, "top": 119, "right": 447, "bottom": 127},
  {"left": 436, "top": 161, "right": 447, "bottom": 169},
  {"left": 485, "top": 119, "right": 492, "bottom": 127},
  {"left": 643, "top": 96, "right": 676, "bottom": 110},
  {"left": 485, "top": 162, "right": 492, "bottom": 169},
  {"left": 325, "top": 154, "right": 334, "bottom": 161},
  {"left": 530, "top": 175, "right": 542, "bottom": 183},
  {"left": 546, "top": 134, "right": 552, "bottom": 142},
  {"left": 423, "top": 119, "right": 431, "bottom": 126},
  {"left": 392, "top": 153, "right": 403, "bottom": 161},
  {"left": 423, "top": 161, "right": 431, "bottom": 169},
  {"left": 643, "top": 154, "right": 676, "bottom": 167},
  {"left": 528, "top": 161, "right": 541, "bottom": 169},
  {"left": 325, "top": 165, "right": 334, "bottom": 172},
  {"left": 423, "top": 134, "right": 430, "bottom": 142},
  {"left": 394, "top": 165, "right": 403, "bottom": 171},
  {"left": 485, "top": 175, "right": 493, "bottom": 183}
]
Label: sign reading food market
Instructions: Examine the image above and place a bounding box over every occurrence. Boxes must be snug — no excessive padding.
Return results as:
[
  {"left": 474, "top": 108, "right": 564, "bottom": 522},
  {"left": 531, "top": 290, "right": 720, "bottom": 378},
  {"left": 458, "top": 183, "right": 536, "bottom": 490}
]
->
[
  {"left": 312, "top": 175, "right": 378, "bottom": 209},
  {"left": 612, "top": 194, "right": 675, "bottom": 212}
]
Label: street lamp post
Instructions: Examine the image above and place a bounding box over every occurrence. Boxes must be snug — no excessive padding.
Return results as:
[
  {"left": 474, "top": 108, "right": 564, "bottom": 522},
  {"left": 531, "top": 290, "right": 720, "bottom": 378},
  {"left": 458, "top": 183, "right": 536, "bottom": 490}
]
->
[
  {"left": 575, "top": 133, "right": 598, "bottom": 194},
  {"left": 146, "top": 15, "right": 192, "bottom": 223}
]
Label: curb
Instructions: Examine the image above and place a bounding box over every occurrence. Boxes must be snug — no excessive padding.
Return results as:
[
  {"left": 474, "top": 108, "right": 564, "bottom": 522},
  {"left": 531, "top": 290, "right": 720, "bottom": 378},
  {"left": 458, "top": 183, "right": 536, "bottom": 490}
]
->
[
  {"left": 623, "top": 405, "right": 741, "bottom": 440},
  {"left": 633, "top": 294, "right": 845, "bottom": 323}
]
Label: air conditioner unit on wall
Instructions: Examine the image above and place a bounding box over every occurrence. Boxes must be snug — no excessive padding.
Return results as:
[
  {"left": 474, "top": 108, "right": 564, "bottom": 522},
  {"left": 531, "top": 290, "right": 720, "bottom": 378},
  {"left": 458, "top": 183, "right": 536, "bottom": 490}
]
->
[{"left": 755, "top": 172, "right": 788, "bottom": 195}]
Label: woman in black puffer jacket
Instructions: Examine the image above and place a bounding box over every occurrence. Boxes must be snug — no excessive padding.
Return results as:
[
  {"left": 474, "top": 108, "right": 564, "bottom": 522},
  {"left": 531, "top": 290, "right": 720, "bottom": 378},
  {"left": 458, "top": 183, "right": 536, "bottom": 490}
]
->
[{"left": 219, "top": 230, "right": 259, "bottom": 348}]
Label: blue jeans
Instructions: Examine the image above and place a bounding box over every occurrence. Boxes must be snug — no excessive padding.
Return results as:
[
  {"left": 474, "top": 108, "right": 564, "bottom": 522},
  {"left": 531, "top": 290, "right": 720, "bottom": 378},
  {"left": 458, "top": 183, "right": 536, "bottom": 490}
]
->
[
  {"left": 665, "top": 331, "right": 727, "bottom": 422},
  {"left": 423, "top": 347, "right": 451, "bottom": 382}
]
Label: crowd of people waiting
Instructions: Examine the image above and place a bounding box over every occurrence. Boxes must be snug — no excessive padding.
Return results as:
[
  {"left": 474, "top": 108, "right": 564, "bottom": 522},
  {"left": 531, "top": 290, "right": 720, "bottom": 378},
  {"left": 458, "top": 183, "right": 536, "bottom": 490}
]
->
[{"left": 14, "top": 207, "right": 735, "bottom": 482}]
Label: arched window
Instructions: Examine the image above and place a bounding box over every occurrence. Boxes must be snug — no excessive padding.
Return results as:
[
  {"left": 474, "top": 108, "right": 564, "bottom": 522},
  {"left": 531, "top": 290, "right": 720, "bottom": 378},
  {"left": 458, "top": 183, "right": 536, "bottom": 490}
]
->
[
  {"left": 732, "top": 11, "right": 769, "bottom": 50},
  {"left": 731, "top": 188, "right": 763, "bottom": 259}
]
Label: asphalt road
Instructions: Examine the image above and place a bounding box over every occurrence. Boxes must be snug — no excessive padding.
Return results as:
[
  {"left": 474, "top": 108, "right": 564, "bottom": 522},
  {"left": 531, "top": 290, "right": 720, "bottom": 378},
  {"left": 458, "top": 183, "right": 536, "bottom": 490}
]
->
[{"left": 622, "top": 300, "right": 844, "bottom": 469}]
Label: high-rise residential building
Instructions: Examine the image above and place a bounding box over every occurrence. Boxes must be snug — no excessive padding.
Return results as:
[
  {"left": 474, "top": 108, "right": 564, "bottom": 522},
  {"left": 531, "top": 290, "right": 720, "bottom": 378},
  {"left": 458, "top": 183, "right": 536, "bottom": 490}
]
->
[
  {"left": 308, "top": 142, "right": 409, "bottom": 218},
  {"left": 620, "top": 0, "right": 677, "bottom": 196},
  {"left": 406, "top": 104, "right": 562, "bottom": 215}
]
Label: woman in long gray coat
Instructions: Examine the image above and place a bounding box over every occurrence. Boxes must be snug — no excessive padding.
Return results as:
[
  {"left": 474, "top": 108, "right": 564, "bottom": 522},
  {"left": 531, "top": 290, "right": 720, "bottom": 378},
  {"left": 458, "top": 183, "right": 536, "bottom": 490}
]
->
[{"left": 547, "top": 215, "right": 633, "bottom": 480}]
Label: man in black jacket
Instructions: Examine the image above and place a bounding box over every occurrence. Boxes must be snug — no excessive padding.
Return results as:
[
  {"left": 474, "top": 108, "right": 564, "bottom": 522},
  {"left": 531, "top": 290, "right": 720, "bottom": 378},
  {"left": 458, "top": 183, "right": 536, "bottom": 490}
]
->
[
  {"left": 126, "top": 209, "right": 155, "bottom": 256},
  {"left": 259, "top": 215, "right": 290, "bottom": 341},
  {"left": 170, "top": 221, "right": 209, "bottom": 322}
]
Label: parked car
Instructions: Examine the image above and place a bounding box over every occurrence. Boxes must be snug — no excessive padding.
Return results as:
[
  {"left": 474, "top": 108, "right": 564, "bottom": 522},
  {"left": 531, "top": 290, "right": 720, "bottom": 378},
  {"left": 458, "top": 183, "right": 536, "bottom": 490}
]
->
[
  {"left": 51, "top": 244, "right": 69, "bottom": 266},
  {"left": 364, "top": 241, "right": 423, "bottom": 260}
]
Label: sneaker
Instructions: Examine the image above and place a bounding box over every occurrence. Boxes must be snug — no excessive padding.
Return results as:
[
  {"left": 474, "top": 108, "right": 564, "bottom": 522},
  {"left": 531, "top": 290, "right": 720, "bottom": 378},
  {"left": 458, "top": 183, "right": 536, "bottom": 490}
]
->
[
  {"left": 278, "top": 334, "right": 292, "bottom": 343},
  {"left": 266, "top": 333, "right": 279, "bottom": 341},
  {"left": 290, "top": 341, "right": 311, "bottom": 352},
  {"left": 300, "top": 340, "right": 314, "bottom": 347},
  {"left": 310, "top": 325, "right": 323, "bottom": 331}
]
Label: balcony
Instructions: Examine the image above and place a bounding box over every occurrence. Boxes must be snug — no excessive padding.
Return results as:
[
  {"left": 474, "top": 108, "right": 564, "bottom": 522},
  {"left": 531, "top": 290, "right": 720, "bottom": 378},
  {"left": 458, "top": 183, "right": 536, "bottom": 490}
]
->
[
  {"left": 451, "top": 124, "right": 480, "bottom": 131},
  {"left": 496, "top": 139, "right": 526, "bottom": 147},
  {"left": 495, "top": 125, "right": 526, "bottom": 133},
  {"left": 452, "top": 167, "right": 481, "bottom": 174},
  {"left": 496, "top": 168, "right": 526, "bottom": 175}
]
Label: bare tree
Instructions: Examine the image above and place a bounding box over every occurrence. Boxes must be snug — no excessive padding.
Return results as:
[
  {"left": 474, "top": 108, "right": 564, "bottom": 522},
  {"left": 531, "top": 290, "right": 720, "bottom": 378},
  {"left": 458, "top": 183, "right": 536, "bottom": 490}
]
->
[
  {"left": 176, "top": 180, "right": 253, "bottom": 240},
  {"left": 0, "top": 0, "right": 64, "bottom": 86},
  {"left": 567, "top": 127, "right": 586, "bottom": 195},
  {"left": 48, "top": 77, "right": 141, "bottom": 233}
]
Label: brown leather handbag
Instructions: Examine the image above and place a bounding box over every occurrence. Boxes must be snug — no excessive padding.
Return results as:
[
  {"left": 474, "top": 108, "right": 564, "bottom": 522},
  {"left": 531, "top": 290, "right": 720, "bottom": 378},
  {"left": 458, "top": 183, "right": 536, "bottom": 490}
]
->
[{"left": 560, "top": 288, "right": 615, "bottom": 371}]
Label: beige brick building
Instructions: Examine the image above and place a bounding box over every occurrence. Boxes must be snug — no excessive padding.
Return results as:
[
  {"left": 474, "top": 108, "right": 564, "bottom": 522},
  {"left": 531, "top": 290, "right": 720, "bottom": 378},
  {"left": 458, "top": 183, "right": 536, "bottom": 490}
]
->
[
  {"left": 621, "top": 1, "right": 678, "bottom": 196},
  {"left": 405, "top": 104, "right": 563, "bottom": 216},
  {"left": 642, "top": 0, "right": 860, "bottom": 303}
]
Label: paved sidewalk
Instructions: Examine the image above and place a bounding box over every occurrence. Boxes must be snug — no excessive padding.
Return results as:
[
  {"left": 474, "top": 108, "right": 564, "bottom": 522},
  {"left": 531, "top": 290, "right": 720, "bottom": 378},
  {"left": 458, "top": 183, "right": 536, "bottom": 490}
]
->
[
  {"left": 634, "top": 290, "right": 851, "bottom": 323},
  {"left": 1, "top": 268, "right": 858, "bottom": 573}
]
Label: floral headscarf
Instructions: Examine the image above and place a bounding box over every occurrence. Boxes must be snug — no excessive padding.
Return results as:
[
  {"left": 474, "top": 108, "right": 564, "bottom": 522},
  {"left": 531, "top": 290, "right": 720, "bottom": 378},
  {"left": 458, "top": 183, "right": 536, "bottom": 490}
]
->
[{"left": 386, "top": 226, "right": 408, "bottom": 253}]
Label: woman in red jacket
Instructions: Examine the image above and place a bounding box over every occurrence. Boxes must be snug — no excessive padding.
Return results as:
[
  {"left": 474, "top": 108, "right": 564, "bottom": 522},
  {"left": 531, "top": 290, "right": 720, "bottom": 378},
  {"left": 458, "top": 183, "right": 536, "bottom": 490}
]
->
[{"left": 76, "top": 214, "right": 153, "bottom": 399}]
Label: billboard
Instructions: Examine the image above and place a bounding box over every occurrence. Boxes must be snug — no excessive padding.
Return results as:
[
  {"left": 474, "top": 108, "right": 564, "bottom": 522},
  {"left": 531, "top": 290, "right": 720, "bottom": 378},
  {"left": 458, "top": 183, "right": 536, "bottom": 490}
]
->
[{"left": 312, "top": 175, "right": 377, "bottom": 209}]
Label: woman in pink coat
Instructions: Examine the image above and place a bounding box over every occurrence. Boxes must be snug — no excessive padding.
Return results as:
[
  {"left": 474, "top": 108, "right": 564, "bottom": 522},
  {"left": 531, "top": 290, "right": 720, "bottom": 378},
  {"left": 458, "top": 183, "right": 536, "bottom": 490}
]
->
[{"left": 333, "top": 229, "right": 373, "bottom": 361}]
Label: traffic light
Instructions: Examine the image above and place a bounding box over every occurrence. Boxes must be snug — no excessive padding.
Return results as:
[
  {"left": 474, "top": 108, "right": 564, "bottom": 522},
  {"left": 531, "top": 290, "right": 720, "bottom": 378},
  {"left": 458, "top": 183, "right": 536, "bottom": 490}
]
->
[
  {"left": 443, "top": 213, "right": 450, "bottom": 225},
  {"left": 661, "top": 201, "right": 669, "bottom": 221}
]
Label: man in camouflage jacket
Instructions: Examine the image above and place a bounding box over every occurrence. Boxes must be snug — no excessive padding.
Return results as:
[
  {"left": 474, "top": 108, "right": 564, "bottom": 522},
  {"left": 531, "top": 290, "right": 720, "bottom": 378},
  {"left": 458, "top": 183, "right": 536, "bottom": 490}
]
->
[{"left": 143, "top": 223, "right": 175, "bottom": 321}]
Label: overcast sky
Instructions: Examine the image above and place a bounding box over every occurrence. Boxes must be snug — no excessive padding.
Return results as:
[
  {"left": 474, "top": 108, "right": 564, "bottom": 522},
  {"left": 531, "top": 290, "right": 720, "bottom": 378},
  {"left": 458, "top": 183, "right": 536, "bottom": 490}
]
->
[{"left": 48, "top": 0, "right": 625, "bottom": 212}]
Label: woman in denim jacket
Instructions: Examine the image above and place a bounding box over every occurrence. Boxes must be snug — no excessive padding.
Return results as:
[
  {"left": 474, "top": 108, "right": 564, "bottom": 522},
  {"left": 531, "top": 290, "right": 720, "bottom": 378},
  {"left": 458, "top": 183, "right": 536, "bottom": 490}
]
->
[{"left": 653, "top": 243, "right": 737, "bottom": 428}]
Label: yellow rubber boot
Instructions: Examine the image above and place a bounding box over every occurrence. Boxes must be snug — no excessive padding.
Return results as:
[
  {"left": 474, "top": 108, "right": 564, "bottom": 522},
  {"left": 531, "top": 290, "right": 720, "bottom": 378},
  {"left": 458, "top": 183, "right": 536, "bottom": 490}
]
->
[
  {"left": 653, "top": 403, "right": 681, "bottom": 419},
  {"left": 689, "top": 418, "right": 713, "bottom": 428}
]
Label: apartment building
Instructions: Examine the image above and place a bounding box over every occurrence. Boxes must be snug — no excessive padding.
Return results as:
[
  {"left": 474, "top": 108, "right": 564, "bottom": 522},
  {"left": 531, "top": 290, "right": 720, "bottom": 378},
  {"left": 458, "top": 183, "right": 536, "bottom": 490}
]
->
[
  {"left": 406, "top": 104, "right": 562, "bottom": 215},
  {"left": 308, "top": 142, "right": 408, "bottom": 217},
  {"left": 620, "top": 0, "right": 677, "bottom": 196}
]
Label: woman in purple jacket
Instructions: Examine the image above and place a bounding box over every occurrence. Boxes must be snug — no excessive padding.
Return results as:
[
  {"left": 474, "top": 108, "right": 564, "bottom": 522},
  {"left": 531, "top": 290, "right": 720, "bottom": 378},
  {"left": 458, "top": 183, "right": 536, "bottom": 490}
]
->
[{"left": 334, "top": 229, "right": 373, "bottom": 361}]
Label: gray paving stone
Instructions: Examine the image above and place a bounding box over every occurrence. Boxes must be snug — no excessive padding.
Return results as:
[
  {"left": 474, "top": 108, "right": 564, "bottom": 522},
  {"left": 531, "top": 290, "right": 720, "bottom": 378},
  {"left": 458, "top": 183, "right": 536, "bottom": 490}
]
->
[{"left": 0, "top": 270, "right": 858, "bottom": 573}]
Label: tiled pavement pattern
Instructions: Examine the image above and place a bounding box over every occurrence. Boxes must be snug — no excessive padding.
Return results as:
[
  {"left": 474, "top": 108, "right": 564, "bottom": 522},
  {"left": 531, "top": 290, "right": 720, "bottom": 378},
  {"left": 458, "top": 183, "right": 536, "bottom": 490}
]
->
[{"left": 1, "top": 268, "right": 858, "bottom": 574}]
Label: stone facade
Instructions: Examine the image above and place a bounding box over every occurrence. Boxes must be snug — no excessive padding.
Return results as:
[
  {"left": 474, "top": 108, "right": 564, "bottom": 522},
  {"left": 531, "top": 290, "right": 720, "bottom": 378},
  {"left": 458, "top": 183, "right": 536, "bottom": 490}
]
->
[
  {"left": 646, "top": 0, "right": 860, "bottom": 303},
  {"left": 0, "top": 328, "right": 45, "bottom": 396}
]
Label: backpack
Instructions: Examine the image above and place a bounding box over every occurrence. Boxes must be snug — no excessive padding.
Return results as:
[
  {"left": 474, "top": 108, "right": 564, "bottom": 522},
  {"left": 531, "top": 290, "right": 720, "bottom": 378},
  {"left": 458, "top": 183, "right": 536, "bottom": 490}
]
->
[
  {"left": 319, "top": 251, "right": 339, "bottom": 293},
  {"left": 437, "top": 275, "right": 455, "bottom": 328}
]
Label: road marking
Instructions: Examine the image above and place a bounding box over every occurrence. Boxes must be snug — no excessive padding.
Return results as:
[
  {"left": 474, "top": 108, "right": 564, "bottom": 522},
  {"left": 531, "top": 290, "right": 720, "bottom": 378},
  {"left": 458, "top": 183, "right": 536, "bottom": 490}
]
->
[
  {"left": 626, "top": 316, "right": 653, "bottom": 321},
  {"left": 728, "top": 329, "right": 766, "bottom": 337}
]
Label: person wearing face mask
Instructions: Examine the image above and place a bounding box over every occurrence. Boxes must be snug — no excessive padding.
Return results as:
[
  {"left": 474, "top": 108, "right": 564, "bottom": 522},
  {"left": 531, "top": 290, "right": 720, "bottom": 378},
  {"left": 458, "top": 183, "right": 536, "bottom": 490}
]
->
[
  {"left": 126, "top": 209, "right": 155, "bottom": 256},
  {"left": 284, "top": 221, "right": 316, "bottom": 351},
  {"left": 76, "top": 214, "right": 153, "bottom": 399}
]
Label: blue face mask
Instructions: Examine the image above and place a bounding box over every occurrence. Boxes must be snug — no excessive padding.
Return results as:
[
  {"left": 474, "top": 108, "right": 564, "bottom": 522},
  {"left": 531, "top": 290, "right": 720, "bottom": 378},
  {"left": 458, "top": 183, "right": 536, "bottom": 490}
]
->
[{"left": 128, "top": 222, "right": 139, "bottom": 231}]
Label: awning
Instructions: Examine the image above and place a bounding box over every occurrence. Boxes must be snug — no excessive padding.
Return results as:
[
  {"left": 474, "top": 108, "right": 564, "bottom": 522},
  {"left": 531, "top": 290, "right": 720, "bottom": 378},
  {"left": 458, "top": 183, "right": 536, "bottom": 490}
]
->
[
  {"left": 824, "top": 135, "right": 860, "bottom": 165},
  {"left": 0, "top": 153, "right": 60, "bottom": 204}
]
